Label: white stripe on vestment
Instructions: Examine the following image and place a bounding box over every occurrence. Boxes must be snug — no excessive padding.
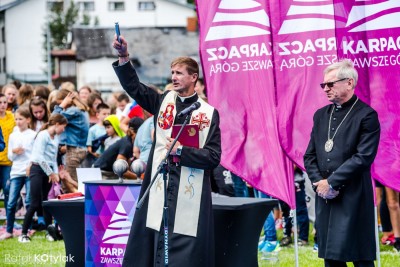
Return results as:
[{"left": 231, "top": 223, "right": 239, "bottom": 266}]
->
[{"left": 174, "top": 97, "right": 212, "bottom": 236}]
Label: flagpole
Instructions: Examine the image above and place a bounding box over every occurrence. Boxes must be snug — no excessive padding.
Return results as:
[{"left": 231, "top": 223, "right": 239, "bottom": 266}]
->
[
  {"left": 374, "top": 206, "right": 381, "bottom": 267},
  {"left": 292, "top": 209, "right": 299, "bottom": 267}
]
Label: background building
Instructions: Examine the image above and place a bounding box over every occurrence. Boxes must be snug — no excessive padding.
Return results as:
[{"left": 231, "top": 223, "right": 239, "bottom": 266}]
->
[{"left": 0, "top": 0, "right": 198, "bottom": 91}]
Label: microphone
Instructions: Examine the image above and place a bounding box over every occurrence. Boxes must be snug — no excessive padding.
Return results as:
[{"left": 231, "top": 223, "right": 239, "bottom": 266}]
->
[{"left": 177, "top": 102, "right": 201, "bottom": 117}]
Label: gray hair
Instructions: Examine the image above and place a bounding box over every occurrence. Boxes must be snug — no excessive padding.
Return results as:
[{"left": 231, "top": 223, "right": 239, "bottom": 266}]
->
[{"left": 324, "top": 59, "right": 358, "bottom": 89}]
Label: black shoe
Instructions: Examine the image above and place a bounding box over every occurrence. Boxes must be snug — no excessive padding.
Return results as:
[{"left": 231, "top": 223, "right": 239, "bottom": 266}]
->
[
  {"left": 394, "top": 241, "right": 400, "bottom": 253},
  {"left": 47, "top": 224, "right": 61, "bottom": 241},
  {"left": 280, "top": 236, "right": 292, "bottom": 247},
  {"left": 56, "top": 225, "right": 63, "bottom": 240}
]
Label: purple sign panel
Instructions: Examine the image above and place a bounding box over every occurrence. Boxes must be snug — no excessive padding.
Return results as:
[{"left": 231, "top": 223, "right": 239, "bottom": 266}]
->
[{"left": 85, "top": 184, "right": 141, "bottom": 266}]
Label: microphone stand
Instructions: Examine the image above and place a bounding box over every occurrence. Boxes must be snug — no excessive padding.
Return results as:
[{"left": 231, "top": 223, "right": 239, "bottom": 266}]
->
[{"left": 136, "top": 112, "right": 192, "bottom": 267}]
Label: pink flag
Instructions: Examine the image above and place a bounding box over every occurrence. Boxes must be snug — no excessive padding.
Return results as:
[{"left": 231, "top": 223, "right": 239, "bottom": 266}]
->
[
  {"left": 334, "top": 0, "right": 400, "bottom": 191},
  {"left": 197, "top": 0, "right": 400, "bottom": 205},
  {"left": 270, "top": 0, "right": 400, "bottom": 192},
  {"left": 197, "top": 0, "right": 296, "bottom": 208}
]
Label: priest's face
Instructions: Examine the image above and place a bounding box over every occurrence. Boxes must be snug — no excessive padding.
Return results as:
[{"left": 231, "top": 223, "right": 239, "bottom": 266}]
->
[
  {"left": 322, "top": 70, "right": 352, "bottom": 105},
  {"left": 171, "top": 64, "right": 198, "bottom": 97}
]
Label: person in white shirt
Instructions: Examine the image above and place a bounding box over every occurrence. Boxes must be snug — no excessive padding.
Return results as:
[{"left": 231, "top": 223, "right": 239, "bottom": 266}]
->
[{"left": 0, "top": 108, "right": 36, "bottom": 240}]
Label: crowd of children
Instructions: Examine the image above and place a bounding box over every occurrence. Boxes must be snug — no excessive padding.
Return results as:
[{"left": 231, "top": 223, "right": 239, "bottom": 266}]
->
[{"left": 0, "top": 81, "right": 150, "bottom": 243}]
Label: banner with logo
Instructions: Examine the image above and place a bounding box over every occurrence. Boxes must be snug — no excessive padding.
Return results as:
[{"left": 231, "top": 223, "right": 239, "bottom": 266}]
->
[
  {"left": 333, "top": 1, "right": 400, "bottom": 190},
  {"left": 197, "top": 0, "right": 296, "bottom": 208},
  {"left": 269, "top": 0, "right": 400, "bottom": 191},
  {"left": 197, "top": 0, "right": 400, "bottom": 199},
  {"left": 85, "top": 183, "right": 141, "bottom": 266}
]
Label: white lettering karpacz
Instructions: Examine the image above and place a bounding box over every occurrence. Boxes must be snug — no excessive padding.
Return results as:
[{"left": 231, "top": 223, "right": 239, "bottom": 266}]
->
[
  {"left": 342, "top": 36, "right": 400, "bottom": 54},
  {"left": 278, "top": 38, "right": 337, "bottom": 55},
  {"left": 207, "top": 43, "right": 272, "bottom": 61},
  {"left": 100, "top": 247, "right": 124, "bottom": 256}
]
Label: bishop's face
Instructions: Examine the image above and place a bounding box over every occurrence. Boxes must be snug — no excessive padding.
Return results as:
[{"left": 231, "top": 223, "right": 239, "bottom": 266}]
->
[
  {"left": 322, "top": 70, "right": 353, "bottom": 105},
  {"left": 171, "top": 64, "right": 198, "bottom": 97}
]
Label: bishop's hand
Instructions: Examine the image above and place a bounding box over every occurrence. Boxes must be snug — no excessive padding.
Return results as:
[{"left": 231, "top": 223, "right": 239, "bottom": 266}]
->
[{"left": 313, "top": 179, "right": 331, "bottom": 199}]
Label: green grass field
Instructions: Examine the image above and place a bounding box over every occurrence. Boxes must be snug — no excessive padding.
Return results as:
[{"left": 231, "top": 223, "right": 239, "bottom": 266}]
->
[
  {"left": 258, "top": 244, "right": 399, "bottom": 267},
  {"left": 0, "top": 221, "right": 398, "bottom": 266},
  {"left": 0, "top": 197, "right": 397, "bottom": 267}
]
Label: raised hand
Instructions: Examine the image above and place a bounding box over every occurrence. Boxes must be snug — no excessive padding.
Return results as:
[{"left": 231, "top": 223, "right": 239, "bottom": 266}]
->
[{"left": 112, "top": 35, "right": 129, "bottom": 57}]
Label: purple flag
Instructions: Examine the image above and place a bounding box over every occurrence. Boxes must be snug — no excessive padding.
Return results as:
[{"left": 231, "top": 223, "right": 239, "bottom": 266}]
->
[
  {"left": 270, "top": 0, "right": 400, "bottom": 191},
  {"left": 197, "top": 0, "right": 400, "bottom": 205},
  {"left": 197, "top": 0, "right": 296, "bottom": 208},
  {"left": 334, "top": 0, "right": 400, "bottom": 191}
]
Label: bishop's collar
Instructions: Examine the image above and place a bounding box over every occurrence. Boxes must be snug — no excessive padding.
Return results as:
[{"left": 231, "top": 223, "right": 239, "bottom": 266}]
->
[{"left": 334, "top": 94, "right": 357, "bottom": 109}]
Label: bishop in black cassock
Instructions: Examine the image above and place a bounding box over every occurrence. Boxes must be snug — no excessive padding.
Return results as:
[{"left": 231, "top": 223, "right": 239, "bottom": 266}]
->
[{"left": 304, "top": 59, "right": 380, "bottom": 267}]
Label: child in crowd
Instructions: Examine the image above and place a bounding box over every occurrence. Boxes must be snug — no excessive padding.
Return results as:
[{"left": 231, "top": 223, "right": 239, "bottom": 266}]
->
[
  {"left": 103, "top": 114, "right": 125, "bottom": 150},
  {"left": 53, "top": 90, "right": 89, "bottom": 193},
  {"left": 78, "top": 85, "right": 92, "bottom": 104},
  {"left": 2, "top": 84, "right": 19, "bottom": 112},
  {"left": 17, "top": 84, "right": 34, "bottom": 107},
  {"left": 0, "top": 108, "right": 36, "bottom": 240},
  {"left": 19, "top": 114, "right": 68, "bottom": 243},
  {"left": 133, "top": 110, "right": 154, "bottom": 164},
  {"left": 87, "top": 93, "right": 103, "bottom": 127},
  {"left": 94, "top": 117, "right": 144, "bottom": 180},
  {"left": 29, "top": 98, "right": 49, "bottom": 132},
  {"left": 120, "top": 100, "right": 144, "bottom": 133},
  {"left": 33, "top": 85, "right": 51, "bottom": 102},
  {"left": 279, "top": 166, "right": 310, "bottom": 247},
  {"left": 116, "top": 93, "right": 130, "bottom": 120},
  {"left": 0, "top": 93, "right": 16, "bottom": 217},
  {"left": 28, "top": 98, "right": 50, "bottom": 229},
  {"left": 84, "top": 103, "right": 111, "bottom": 167},
  {"left": 256, "top": 191, "right": 281, "bottom": 254}
]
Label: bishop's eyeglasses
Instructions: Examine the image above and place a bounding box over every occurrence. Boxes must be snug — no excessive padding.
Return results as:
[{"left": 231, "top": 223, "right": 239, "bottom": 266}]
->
[{"left": 320, "top": 78, "right": 349, "bottom": 89}]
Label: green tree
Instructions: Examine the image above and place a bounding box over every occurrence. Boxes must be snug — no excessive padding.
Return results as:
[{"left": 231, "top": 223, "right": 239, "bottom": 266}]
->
[
  {"left": 81, "top": 13, "right": 91, "bottom": 25},
  {"left": 49, "top": 1, "right": 79, "bottom": 49}
]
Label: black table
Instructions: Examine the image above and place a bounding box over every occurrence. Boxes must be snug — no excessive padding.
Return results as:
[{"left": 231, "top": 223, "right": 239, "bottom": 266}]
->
[
  {"left": 43, "top": 199, "right": 85, "bottom": 267},
  {"left": 212, "top": 197, "right": 277, "bottom": 267},
  {"left": 44, "top": 197, "right": 276, "bottom": 267}
]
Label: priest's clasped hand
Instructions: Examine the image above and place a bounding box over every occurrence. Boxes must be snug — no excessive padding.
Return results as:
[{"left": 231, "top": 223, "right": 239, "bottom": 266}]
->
[{"left": 166, "top": 137, "right": 181, "bottom": 155}]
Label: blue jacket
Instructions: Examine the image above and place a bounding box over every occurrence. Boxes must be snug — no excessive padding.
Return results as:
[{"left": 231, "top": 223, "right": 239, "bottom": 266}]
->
[
  {"left": 53, "top": 105, "right": 90, "bottom": 148},
  {"left": 0, "top": 127, "right": 5, "bottom": 152}
]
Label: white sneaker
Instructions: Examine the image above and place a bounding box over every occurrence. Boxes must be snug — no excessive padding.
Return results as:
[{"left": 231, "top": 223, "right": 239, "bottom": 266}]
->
[
  {"left": 45, "top": 233, "right": 55, "bottom": 242},
  {"left": 18, "top": 234, "right": 31, "bottom": 243}
]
